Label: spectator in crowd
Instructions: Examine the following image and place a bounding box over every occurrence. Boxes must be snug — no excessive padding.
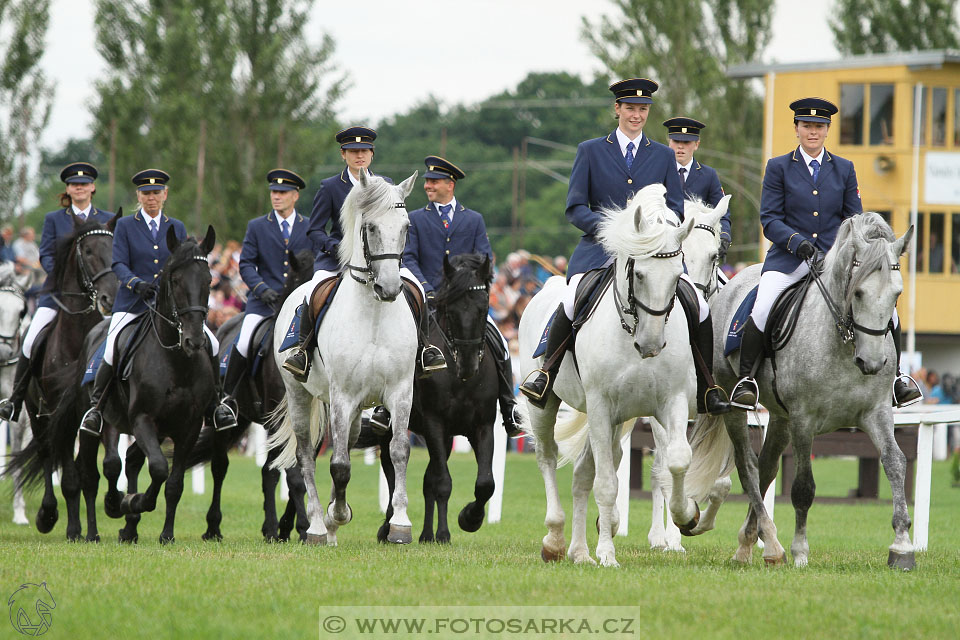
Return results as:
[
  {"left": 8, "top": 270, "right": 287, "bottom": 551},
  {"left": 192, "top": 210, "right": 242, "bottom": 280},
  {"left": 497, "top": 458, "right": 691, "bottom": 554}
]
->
[
  {"left": 13, "top": 227, "right": 40, "bottom": 268},
  {"left": 0, "top": 225, "right": 15, "bottom": 263},
  {"left": 927, "top": 369, "right": 950, "bottom": 404}
]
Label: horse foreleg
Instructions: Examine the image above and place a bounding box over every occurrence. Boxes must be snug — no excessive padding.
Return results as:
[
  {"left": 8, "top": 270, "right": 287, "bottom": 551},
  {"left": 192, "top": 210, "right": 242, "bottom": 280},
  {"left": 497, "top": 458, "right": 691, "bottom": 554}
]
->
[
  {"left": 159, "top": 421, "right": 202, "bottom": 545},
  {"left": 569, "top": 441, "right": 597, "bottom": 565},
  {"left": 202, "top": 433, "right": 228, "bottom": 542},
  {"left": 127, "top": 417, "right": 167, "bottom": 515},
  {"left": 863, "top": 412, "right": 915, "bottom": 570},
  {"left": 418, "top": 427, "right": 444, "bottom": 543},
  {"left": 384, "top": 392, "right": 413, "bottom": 544},
  {"left": 376, "top": 435, "right": 397, "bottom": 543},
  {"left": 786, "top": 425, "right": 816, "bottom": 567},
  {"left": 118, "top": 442, "right": 144, "bottom": 543},
  {"left": 261, "top": 443, "right": 281, "bottom": 541},
  {"left": 11, "top": 418, "right": 30, "bottom": 525},
  {"left": 460, "top": 423, "right": 495, "bottom": 538},
  {"left": 102, "top": 424, "right": 123, "bottom": 518},
  {"left": 323, "top": 399, "right": 357, "bottom": 546},
  {"left": 529, "top": 396, "right": 566, "bottom": 562},
  {"left": 77, "top": 433, "right": 101, "bottom": 542},
  {"left": 586, "top": 408, "right": 620, "bottom": 568},
  {"left": 59, "top": 435, "right": 83, "bottom": 542},
  {"left": 657, "top": 403, "right": 699, "bottom": 535}
]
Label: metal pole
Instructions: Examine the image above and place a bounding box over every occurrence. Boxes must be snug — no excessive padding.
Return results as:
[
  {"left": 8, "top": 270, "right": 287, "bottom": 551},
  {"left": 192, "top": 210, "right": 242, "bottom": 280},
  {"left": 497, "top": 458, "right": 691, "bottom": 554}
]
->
[{"left": 907, "top": 83, "right": 922, "bottom": 364}]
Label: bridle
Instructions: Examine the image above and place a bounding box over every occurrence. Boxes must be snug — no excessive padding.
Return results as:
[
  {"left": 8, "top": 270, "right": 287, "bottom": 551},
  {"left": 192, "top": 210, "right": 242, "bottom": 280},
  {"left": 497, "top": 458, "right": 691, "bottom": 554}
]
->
[
  {"left": 347, "top": 203, "right": 407, "bottom": 286},
  {"left": 808, "top": 255, "right": 899, "bottom": 345},
  {"left": 0, "top": 285, "right": 25, "bottom": 365},
  {"left": 147, "top": 255, "right": 211, "bottom": 351},
  {"left": 438, "top": 283, "right": 489, "bottom": 365},
  {"left": 50, "top": 228, "right": 115, "bottom": 316},
  {"left": 614, "top": 247, "right": 682, "bottom": 336},
  {"left": 691, "top": 223, "right": 720, "bottom": 299}
]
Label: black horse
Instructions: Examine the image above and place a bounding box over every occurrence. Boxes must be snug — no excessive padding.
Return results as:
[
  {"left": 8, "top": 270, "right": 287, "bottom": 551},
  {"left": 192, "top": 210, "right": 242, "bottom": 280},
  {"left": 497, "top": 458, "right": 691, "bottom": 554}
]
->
[
  {"left": 178, "top": 249, "right": 314, "bottom": 542},
  {"left": 65, "top": 227, "right": 218, "bottom": 544},
  {"left": 6, "top": 214, "right": 120, "bottom": 541},
  {"left": 361, "top": 253, "right": 499, "bottom": 544}
]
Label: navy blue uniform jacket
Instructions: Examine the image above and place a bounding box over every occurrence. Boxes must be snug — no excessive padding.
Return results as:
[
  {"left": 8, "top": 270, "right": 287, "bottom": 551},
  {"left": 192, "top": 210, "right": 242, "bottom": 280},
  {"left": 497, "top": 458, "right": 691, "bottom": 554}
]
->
[
  {"left": 37, "top": 207, "right": 115, "bottom": 309},
  {"left": 112, "top": 209, "right": 187, "bottom": 314},
  {"left": 404, "top": 201, "right": 493, "bottom": 295},
  {"left": 307, "top": 168, "right": 393, "bottom": 272},
  {"left": 759, "top": 147, "right": 861, "bottom": 273},
  {"left": 682, "top": 159, "right": 731, "bottom": 242},
  {"left": 239, "top": 211, "right": 312, "bottom": 316},
  {"left": 566, "top": 131, "right": 685, "bottom": 278}
]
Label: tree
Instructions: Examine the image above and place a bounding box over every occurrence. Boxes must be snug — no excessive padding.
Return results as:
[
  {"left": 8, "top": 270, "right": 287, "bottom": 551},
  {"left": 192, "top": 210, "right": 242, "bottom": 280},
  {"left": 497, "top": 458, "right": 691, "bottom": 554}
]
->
[
  {"left": 580, "top": 0, "right": 774, "bottom": 263},
  {"left": 0, "top": 0, "right": 54, "bottom": 226},
  {"left": 830, "top": 0, "right": 959, "bottom": 55}
]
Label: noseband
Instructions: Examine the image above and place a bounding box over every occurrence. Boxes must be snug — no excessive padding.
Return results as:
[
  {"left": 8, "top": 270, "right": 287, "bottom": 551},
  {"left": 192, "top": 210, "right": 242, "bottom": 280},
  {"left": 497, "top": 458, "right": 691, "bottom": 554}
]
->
[
  {"left": 347, "top": 203, "right": 407, "bottom": 286},
  {"left": 614, "top": 248, "right": 682, "bottom": 336},
  {"left": 148, "top": 255, "right": 211, "bottom": 351},
  {"left": 439, "top": 283, "right": 489, "bottom": 364},
  {"left": 51, "top": 228, "right": 115, "bottom": 316}
]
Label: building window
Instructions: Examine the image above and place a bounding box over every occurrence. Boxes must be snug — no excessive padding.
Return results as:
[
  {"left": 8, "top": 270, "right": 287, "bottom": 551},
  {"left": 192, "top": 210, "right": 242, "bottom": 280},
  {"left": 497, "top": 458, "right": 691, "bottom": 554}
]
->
[
  {"left": 954, "top": 89, "right": 960, "bottom": 146},
  {"left": 869, "top": 84, "right": 895, "bottom": 145},
  {"left": 840, "top": 84, "right": 864, "bottom": 145},
  {"left": 929, "top": 212, "right": 945, "bottom": 273},
  {"left": 952, "top": 213, "right": 960, "bottom": 273},
  {"left": 915, "top": 212, "right": 925, "bottom": 272},
  {"left": 932, "top": 87, "right": 948, "bottom": 147}
]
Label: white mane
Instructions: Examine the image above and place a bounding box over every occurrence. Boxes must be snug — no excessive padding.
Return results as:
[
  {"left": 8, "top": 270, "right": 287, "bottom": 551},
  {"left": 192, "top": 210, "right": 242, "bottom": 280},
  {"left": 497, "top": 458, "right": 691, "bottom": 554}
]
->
[
  {"left": 597, "top": 183, "right": 676, "bottom": 258},
  {"left": 337, "top": 173, "right": 400, "bottom": 267}
]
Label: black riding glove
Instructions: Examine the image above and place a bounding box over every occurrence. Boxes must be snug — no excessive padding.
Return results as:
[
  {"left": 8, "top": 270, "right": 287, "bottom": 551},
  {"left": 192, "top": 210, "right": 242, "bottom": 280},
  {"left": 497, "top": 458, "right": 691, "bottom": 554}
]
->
[
  {"left": 718, "top": 237, "right": 731, "bottom": 265},
  {"left": 796, "top": 240, "right": 816, "bottom": 261},
  {"left": 134, "top": 281, "right": 158, "bottom": 302},
  {"left": 260, "top": 288, "right": 280, "bottom": 306}
]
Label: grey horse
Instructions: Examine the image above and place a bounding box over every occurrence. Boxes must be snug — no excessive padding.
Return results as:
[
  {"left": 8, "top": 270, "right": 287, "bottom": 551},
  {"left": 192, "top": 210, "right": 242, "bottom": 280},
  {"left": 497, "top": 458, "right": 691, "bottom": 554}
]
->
[{"left": 701, "top": 212, "right": 915, "bottom": 568}]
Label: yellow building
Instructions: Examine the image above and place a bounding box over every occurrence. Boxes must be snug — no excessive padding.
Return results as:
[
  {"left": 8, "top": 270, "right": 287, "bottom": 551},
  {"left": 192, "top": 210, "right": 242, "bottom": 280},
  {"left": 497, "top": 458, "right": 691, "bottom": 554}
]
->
[{"left": 729, "top": 51, "right": 960, "bottom": 374}]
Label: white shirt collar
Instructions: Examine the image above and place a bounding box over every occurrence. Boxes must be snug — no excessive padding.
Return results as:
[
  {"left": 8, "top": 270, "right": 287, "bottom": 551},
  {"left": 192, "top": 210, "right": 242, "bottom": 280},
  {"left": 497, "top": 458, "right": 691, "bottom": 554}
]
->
[
  {"left": 798, "top": 146, "right": 825, "bottom": 173},
  {"left": 275, "top": 209, "right": 296, "bottom": 229},
  {"left": 72, "top": 204, "right": 93, "bottom": 217},
  {"left": 142, "top": 209, "right": 162, "bottom": 225},
  {"left": 615, "top": 128, "right": 644, "bottom": 156},
  {"left": 676, "top": 159, "right": 694, "bottom": 173},
  {"left": 434, "top": 197, "right": 458, "bottom": 222}
]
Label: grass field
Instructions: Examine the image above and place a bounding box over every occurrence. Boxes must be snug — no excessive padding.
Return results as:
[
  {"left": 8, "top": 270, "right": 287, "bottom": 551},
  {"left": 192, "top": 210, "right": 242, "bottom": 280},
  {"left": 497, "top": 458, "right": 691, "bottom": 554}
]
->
[{"left": 1, "top": 444, "right": 958, "bottom": 639}]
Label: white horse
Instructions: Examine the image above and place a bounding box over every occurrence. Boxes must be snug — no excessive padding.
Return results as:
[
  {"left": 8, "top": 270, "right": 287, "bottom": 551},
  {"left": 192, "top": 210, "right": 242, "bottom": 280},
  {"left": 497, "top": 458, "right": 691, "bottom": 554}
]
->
[
  {"left": 0, "top": 268, "right": 30, "bottom": 525},
  {"left": 519, "top": 184, "right": 727, "bottom": 567},
  {"left": 554, "top": 195, "right": 735, "bottom": 555},
  {"left": 269, "top": 169, "right": 420, "bottom": 546}
]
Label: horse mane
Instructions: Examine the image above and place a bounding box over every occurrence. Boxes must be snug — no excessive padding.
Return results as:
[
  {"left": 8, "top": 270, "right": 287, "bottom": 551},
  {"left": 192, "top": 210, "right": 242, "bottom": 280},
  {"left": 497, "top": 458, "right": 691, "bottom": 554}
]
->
[
  {"left": 162, "top": 236, "right": 207, "bottom": 276},
  {"left": 828, "top": 212, "right": 897, "bottom": 310},
  {"left": 337, "top": 173, "right": 398, "bottom": 267},
  {"left": 48, "top": 218, "right": 109, "bottom": 293},
  {"left": 597, "top": 183, "right": 675, "bottom": 258},
  {"left": 683, "top": 196, "right": 719, "bottom": 229},
  {"left": 435, "top": 253, "right": 490, "bottom": 307}
]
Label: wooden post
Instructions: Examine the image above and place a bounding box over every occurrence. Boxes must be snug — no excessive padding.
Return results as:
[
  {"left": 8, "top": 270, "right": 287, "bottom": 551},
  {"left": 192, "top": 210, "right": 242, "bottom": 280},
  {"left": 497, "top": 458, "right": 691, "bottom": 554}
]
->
[
  {"left": 108, "top": 118, "right": 118, "bottom": 213},
  {"left": 195, "top": 119, "right": 207, "bottom": 234},
  {"left": 511, "top": 147, "right": 520, "bottom": 251}
]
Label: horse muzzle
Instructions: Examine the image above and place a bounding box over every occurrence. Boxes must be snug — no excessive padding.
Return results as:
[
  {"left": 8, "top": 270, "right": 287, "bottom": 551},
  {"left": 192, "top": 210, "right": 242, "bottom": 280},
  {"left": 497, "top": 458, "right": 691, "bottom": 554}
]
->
[
  {"left": 855, "top": 355, "right": 886, "bottom": 375},
  {"left": 372, "top": 282, "right": 400, "bottom": 302},
  {"left": 634, "top": 340, "right": 666, "bottom": 359}
]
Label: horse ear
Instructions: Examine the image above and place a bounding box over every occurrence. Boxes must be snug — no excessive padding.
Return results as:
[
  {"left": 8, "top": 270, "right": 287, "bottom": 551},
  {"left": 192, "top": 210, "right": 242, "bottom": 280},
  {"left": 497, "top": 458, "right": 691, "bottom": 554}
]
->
[
  {"left": 108, "top": 207, "right": 122, "bottom": 231},
  {"left": 633, "top": 202, "right": 644, "bottom": 232},
  {"left": 709, "top": 194, "right": 732, "bottom": 227},
  {"left": 481, "top": 254, "right": 492, "bottom": 281},
  {"left": 894, "top": 225, "right": 914, "bottom": 257},
  {"left": 676, "top": 214, "right": 697, "bottom": 243},
  {"left": 357, "top": 167, "right": 369, "bottom": 187},
  {"left": 165, "top": 225, "right": 179, "bottom": 253},
  {"left": 201, "top": 225, "right": 216, "bottom": 254},
  {"left": 443, "top": 253, "right": 455, "bottom": 278},
  {"left": 398, "top": 171, "right": 418, "bottom": 200}
]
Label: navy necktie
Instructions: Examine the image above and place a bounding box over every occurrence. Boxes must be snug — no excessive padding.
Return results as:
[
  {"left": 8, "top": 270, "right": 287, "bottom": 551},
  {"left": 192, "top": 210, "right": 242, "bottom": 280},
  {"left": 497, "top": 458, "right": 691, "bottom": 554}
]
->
[
  {"left": 625, "top": 141, "right": 635, "bottom": 171},
  {"left": 76, "top": 210, "right": 86, "bottom": 222},
  {"left": 810, "top": 159, "right": 820, "bottom": 183},
  {"left": 281, "top": 219, "right": 290, "bottom": 243},
  {"left": 439, "top": 204, "right": 452, "bottom": 228},
  {"left": 149, "top": 219, "right": 158, "bottom": 241},
  {"left": 679, "top": 167, "right": 687, "bottom": 183}
]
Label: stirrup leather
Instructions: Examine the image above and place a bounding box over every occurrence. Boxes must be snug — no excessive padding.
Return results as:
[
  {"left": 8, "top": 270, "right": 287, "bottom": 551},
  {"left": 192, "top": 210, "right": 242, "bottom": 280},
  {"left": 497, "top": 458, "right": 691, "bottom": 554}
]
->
[
  {"left": 893, "top": 374, "right": 923, "bottom": 408},
  {"left": 519, "top": 368, "right": 550, "bottom": 402},
  {"left": 729, "top": 377, "right": 759, "bottom": 410},
  {"left": 79, "top": 408, "right": 103, "bottom": 437},
  {"left": 420, "top": 344, "right": 446, "bottom": 372}
]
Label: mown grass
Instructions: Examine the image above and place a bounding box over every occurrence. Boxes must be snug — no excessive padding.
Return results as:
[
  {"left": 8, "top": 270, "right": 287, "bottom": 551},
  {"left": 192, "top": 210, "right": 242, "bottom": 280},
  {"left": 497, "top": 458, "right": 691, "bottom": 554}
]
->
[{"left": 1, "top": 445, "right": 958, "bottom": 639}]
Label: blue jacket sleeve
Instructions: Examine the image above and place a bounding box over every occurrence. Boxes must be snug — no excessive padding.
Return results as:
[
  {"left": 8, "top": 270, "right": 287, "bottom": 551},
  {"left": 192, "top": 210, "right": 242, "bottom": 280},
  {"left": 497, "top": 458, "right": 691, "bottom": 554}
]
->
[
  {"left": 759, "top": 159, "right": 806, "bottom": 254},
  {"left": 707, "top": 172, "right": 731, "bottom": 241},
  {"left": 473, "top": 214, "right": 493, "bottom": 261},
  {"left": 112, "top": 221, "right": 141, "bottom": 291},
  {"left": 39, "top": 213, "right": 57, "bottom": 275},
  {"left": 307, "top": 183, "right": 338, "bottom": 258},
  {"left": 238, "top": 221, "right": 267, "bottom": 297},
  {"left": 565, "top": 143, "right": 598, "bottom": 236},
  {"left": 403, "top": 216, "right": 430, "bottom": 293},
  {"left": 842, "top": 162, "right": 863, "bottom": 219}
]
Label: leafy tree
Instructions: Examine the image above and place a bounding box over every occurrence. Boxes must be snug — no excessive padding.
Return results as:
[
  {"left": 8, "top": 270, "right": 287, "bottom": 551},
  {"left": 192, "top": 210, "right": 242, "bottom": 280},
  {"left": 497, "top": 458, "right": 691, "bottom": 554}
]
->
[
  {"left": 830, "top": 0, "right": 959, "bottom": 55},
  {"left": 0, "top": 0, "right": 54, "bottom": 227}
]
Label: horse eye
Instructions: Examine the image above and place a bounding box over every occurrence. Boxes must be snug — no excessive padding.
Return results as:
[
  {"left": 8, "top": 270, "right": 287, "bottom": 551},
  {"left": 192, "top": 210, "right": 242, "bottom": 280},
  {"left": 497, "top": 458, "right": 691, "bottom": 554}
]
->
[
  {"left": 854, "top": 290, "right": 863, "bottom": 300},
  {"left": 634, "top": 271, "right": 644, "bottom": 282}
]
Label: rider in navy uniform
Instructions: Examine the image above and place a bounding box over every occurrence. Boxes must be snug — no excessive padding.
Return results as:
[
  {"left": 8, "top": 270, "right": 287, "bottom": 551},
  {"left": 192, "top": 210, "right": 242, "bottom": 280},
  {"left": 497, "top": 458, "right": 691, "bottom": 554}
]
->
[
  {"left": 730, "top": 98, "right": 922, "bottom": 409},
  {"left": 283, "top": 126, "right": 445, "bottom": 380},
  {"left": 0, "top": 162, "right": 114, "bottom": 422},
  {"left": 663, "top": 117, "right": 732, "bottom": 262},
  {"left": 79, "top": 169, "right": 236, "bottom": 435},
  {"left": 221, "top": 169, "right": 312, "bottom": 404},
  {"left": 519, "top": 78, "right": 731, "bottom": 416},
  {"left": 369, "top": 156, "right": 522, "bottom": 437}
]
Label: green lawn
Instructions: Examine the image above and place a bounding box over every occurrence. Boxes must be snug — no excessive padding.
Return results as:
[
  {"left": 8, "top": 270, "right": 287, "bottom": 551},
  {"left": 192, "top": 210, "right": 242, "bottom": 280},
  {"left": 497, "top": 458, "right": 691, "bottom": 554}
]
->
[{"left": 1, "top": 446, "right": 958, "bottom": 639}]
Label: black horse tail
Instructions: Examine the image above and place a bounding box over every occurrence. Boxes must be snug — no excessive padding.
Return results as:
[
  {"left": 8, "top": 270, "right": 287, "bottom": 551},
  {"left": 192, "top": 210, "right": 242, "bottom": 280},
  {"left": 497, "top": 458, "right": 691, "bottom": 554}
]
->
[
  {"left": 184, "top": 422, "right": 247, "bottom": 468},
  {"left": 47, "top": 371, "right": 84, "bottom": 477},
  {"left": 4, "top": 434, "right": 47, "bottom": 492}
]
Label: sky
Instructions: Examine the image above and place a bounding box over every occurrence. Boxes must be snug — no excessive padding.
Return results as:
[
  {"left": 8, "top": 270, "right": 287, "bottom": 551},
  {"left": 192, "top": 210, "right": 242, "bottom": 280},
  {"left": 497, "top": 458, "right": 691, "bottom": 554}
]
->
[{"left": 38, "top": 0, "right": 836, "bottom": 150}]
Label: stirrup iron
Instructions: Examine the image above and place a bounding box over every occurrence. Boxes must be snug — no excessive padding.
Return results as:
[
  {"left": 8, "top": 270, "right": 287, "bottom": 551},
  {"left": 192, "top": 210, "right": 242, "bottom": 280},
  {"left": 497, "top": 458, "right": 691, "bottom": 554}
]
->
[
  {"left": 519, "top": 368, "right": 550, "bottom": 402},
  {"left": 730, "top": 377, "right": 759, "bottom": 411},
  {"left": 420, "top": 345, "right": 446, "bottom": 372},
  {"left": 893, "top": 374, "right": 923, "bottom": 408},
  {"left": 79, "top": 408, "right": 103, "bottom": 437}
]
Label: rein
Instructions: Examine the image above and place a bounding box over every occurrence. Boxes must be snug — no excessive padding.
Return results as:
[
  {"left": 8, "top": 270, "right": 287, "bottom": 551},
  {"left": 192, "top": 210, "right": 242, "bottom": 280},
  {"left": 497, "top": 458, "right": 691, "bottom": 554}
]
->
[
  {"left": 147, "top": 255, "right": 211, "bottom": 351},
  {"left": 347, "top": 203, "right": 407, "bottom": 286},
  {"left": 613, "top": 247, "right": 682, "bottom": 336},
  {"left": 49, "top": 228, "right": 115, "bottom": 316},
  {"left": 807, "top": 256, "right": 899, "bottom": 345},
  {"left": 692, "top": 223, "right": 719, "bottom": 299}
]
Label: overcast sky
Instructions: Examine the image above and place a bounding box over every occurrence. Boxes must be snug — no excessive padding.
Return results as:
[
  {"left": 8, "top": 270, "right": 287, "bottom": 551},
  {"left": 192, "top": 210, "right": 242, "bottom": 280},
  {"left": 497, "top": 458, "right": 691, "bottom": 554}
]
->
[{"left": 39, "top": 0, "right": 835, "bottom": 149}]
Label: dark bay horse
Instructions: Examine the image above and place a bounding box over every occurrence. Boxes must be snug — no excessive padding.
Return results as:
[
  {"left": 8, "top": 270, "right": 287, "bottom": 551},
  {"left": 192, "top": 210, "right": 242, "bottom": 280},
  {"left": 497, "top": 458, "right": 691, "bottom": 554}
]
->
[
  {"left": 180, "top": 249, "right": 314, "bottom": 542},
  {"left": 6, "top": 215, "right": 119, "bottom": 541},
  {"left": 360, "top": 253, "right": 499, "bottom": 544}
]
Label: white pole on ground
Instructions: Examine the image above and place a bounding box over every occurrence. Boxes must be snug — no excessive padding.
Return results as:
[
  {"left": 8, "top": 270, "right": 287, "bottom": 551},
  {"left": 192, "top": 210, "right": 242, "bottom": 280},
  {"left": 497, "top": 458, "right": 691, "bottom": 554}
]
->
[
  {"left": 279, "top": 470, "right": 289, "bottom": 500},
  {"left": 253, "top": 423, "right": 267, "bottom": 468},
  {"left": 379, "top": 464, "right": 389, "bottom": 514},
  {"left": 488, "top": 409, "right": 506, "bottom": 524},
  {"left": 117, "top": 434, "right": 130, "bottom": 491},
  {"left": 192, "top": 464, "right": 205, "bottom": 494},
  {"left": 453, "top": 435, "right": 471, "bottom": 453},
  {"left": 616, "top": 432, "right": 630, "bottom": 537},
  {"left": 913, "top": 422, "right": 934, "bottom": 551},
  {"left": 0, "top": 419, "right": 7, "bottom": 475},
  {"left": 363, "top": 446, "right": 377, "bottom": 466}
]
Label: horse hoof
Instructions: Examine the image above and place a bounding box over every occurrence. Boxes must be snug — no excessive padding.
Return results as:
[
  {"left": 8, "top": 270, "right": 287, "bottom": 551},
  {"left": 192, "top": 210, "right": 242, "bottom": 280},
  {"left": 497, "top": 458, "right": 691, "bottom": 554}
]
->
[
  {"left": 763, "top": 553, "right": 786, "bottom": 566},
  {"left": 387, "top": 525, "right": 412, "bottom": 544},
  {"left": 120, "top": 494, "right": 137, "bottom": 515},
  {"left": 458, "top": 507, "right": 483, "bottom": 533},
  {"left": 677, "top": 503, "right": 701, "bottom": 537},
  {"left": 86, "top": 534, "right": 101, "bottom": 543},
  {"left": 159, "top": 535, "right": 175, "bottom": 545},
  {"left": 118, "top": 530, "right": 138, "bottom": 544},
  {"left": 202, "top": 531, "right": 223, "bottom": 542},
  {"left": 888, "top": 550, "right": 916, "bottom": 571},
  {"left": 541, "top": 546, "right": 565, "bottom": 563},
  {"left": 328, "top": 502, "right": 353, "bottom": 526},
  {"left": 35, "top": 508, "right": 58, "bottom": 534},
  {"left": 305, "top": 533, "right": 327, "bottom": 546}
]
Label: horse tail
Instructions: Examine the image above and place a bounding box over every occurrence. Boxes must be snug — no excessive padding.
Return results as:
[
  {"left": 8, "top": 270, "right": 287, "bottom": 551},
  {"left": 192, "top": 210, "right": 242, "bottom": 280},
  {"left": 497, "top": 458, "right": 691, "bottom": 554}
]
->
[
  {"left": 309, "top": 396, "right": 326, "bottom": 452},
  {"left": 555, "top": 410, "right": 589, "bottom": 467},
  {"left": 684, "top": 413, "right": 735, "bottom": 503},
  {"left": 4, "top": 432, "right": 46, "bottom": 491},
  {"left": 184, "top": 421, "right": 246, "bottom": 468},
  {"left": 265, "top": 395, "right": 296, "bottom": 469}
]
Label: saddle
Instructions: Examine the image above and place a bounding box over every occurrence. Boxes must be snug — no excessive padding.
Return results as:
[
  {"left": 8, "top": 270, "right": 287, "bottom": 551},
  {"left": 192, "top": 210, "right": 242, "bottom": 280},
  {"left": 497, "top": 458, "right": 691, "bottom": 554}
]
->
[
  {"left": 80, "top": 315, "right": 150, "bottom": 386},
  {"left": 219, "top": 314, "right": 276, "bottom": 379},
  {"left": 533, "top": 266, "right": 614, "bottom": 359},
  {"left": 724, "top": 277, "right": 813, "bottom": 356}
]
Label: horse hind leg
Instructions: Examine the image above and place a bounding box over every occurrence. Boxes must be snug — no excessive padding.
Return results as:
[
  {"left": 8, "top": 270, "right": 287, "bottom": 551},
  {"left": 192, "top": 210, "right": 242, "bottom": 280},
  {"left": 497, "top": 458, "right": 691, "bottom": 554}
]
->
[
  {"left": 261, "top": 444, "right": 282, "bottom": 541},
  {"left": 568, "top": 441, "right": 597, "bottom": 565},
  {"left": 528, "top": 395, "right": 566, "bottom": 562},
  {"left": 77, "top": 435, "right": 101, "bottom": 542},
  {"left": 323, "top": 402, "right": 357, "bottom": 546},
  {"left": 202, "top": 433, "right": 229, "bottom": 542},
  {"left": 36, "top": 444, "right": 60, "bottom": 534},
  {"left": 11, "top": 419, "right": 29, "bottom": 525},
  {"left": 118, "top": 443, "right": 145, "bottom": 543}
]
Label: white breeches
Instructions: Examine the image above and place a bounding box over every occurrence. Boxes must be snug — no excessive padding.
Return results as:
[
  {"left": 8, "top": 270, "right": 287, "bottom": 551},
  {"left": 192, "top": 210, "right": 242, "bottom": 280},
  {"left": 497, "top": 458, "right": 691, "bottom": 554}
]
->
[
  {"left": 105, "top": 311, "right": 218, "bottom": 365},
  {"left": 487, "top": 314, "right": 508, "bottom": 353},
  {"left": 22, "top": 307, "right": 58, "bottom": 358},
  {"left": 236, "top": 313, "right": 266, "bottom": 358},
  {"left": 751, "top": 262, "right": 810, "bottom": 331},
  {"left": 562, "top": 271, "right": 709, "bottom": 323},
  {"left": 309, "top": 266, "right": 426, "bottom": 299}
]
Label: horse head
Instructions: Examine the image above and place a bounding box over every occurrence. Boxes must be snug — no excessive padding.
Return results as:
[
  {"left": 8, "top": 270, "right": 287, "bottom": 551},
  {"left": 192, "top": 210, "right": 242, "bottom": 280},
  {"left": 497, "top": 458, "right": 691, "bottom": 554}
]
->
[
  {"left": 340, "top": 169, "right": 416, "bottom": 302},
  {"left": 829, "top": 213, "right": 911, "bottom": 375},
  {"left": 0, "top": 284, "right": 25, "bottom": 362},
  {"left": 601, "top": 184, "right": 693, "bottom": 357},
  {"left": 53, "top": 210, "right": 122, "bottom": 315},
  {"left": 437, "top": 253, "right": 492, "bottom": 380},
  {"left": 161, "top": 225, "right": 214, "bottom": 354},
  {"left": 682, "top": 195, "right": 730, "bottom": 300}
]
